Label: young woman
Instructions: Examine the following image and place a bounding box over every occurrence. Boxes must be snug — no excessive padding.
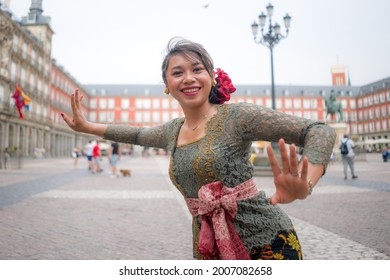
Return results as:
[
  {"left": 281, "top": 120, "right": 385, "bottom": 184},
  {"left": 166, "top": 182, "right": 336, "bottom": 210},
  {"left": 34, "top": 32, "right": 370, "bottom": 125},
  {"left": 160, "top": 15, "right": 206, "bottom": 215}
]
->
[{"left": 61, "top": 37, "right": 336, "bottom": 260}]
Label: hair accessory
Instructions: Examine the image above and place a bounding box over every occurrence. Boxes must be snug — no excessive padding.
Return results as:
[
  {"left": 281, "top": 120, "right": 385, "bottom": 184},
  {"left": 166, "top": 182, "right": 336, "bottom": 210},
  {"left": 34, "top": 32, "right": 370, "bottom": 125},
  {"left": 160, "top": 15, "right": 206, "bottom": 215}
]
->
[
  {"left": 210, "top": 68, "right": 236, "bottom": 104},
  {"left": 164, "top": 87, "right": 169, "bottom": 95}
]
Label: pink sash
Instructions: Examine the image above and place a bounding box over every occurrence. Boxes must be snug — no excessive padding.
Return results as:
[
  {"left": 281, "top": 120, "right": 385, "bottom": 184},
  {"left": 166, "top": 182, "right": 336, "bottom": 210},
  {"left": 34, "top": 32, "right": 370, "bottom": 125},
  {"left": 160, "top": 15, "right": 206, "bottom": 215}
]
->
[{"left": 185, "top": 178, "right": 258, "bottom": 260}]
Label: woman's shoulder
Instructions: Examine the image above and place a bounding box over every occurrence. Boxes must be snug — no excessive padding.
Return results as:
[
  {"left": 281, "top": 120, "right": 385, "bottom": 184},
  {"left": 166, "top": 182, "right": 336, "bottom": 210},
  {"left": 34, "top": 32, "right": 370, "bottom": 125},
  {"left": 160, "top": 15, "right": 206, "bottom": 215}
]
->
[{"left": 225, "top": 102, "right": 265, "bottom": 117}]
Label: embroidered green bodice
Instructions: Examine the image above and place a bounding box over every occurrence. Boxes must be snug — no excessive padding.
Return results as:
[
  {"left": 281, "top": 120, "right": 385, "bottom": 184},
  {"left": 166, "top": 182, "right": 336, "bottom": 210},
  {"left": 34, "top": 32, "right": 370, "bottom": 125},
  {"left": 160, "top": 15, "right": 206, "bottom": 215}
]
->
[{"left": 104, "top": 102, "right": 336, "bottom": 256}]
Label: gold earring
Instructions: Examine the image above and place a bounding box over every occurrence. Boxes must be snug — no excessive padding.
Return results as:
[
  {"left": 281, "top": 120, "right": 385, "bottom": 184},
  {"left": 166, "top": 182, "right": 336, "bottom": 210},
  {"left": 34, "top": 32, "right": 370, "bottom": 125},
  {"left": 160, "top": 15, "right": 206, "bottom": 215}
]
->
[
  {"left": 164, "top": 87, "right": 169, "bottom": 95},
  {"left": 212, "top": 79, "right": 217, "bottom": 86}
]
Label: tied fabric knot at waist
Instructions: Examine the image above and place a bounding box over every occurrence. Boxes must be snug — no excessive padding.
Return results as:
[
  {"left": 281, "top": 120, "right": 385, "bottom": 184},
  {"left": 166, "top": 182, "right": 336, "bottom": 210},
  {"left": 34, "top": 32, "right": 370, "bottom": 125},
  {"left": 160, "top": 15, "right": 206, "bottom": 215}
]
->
[{"left": 185, "top": 178, "right": 259, "bottom": 260}]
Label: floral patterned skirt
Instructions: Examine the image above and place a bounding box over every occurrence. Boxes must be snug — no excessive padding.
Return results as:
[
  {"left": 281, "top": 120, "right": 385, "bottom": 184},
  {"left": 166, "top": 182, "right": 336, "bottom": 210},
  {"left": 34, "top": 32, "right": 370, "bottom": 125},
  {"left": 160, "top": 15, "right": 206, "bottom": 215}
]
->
[{"left": 250, "top": 228, "right": 303, "bottom": 260}]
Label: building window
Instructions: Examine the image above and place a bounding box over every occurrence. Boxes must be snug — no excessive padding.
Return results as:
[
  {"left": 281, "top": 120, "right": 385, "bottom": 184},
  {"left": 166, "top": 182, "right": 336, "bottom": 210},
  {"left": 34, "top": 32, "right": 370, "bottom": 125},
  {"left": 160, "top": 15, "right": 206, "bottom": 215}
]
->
[
  {"left": 99, "top": 99, "right": 107, "bottom": 109},
  {"left": 121, "top": 99, "right": 129, "bottom": 109},
  {"left": 0, "top": 85, "right": 4, "bottom": 108},
  {"left": 303, "top": 99, "right": 310, "bottom": 109},
  {"left": 265, "top": 98, "right": 272, "bottom": 108},
  {"left": 143, "top": 111, "right": 151, "bottom": 122},
  {"left": 350, "top": 99, "right": 356, "bottom": 109},
  {"left": 89, "top": 112, "right": 96, "bottom": 122},
  {"left": 375, "top": 108, "right": 380, "bottom": 118},
  {"left": 172, "top": 100, "right": 179, "bottom": 109},
  {"left": 293, "top": 99, "right": 301, "bottom": 108},
  {"left": 153, "top": 99, "right": 160, "bottom": 109},
  {"left": 382, "top": 120, "right": 387, "bottom": 130},
  {"left": 107, "top": 111, "right": 115, "bottom": 122},
  {"left": 276, "top": 99, "right": 282, "bottom": 109},
  {"left": 135, "top": 112, "right": 142, "bottom": 122},
  {"left": 311, "top": 111, "right": 318, "bottom": 120},
  {"left": 162, "top": 112, "right": 170, "bottom": 122},
  {"left": 135, "top": 98, "right": 143, "bottom": 109},
  {"left": 368, "top": 96, "right": 373, "bottom": 106},
  {"left": 90, "top": 99, "right": 97, "bottom": 109},
  {"left": 162, "top": 99, "right": 169, "bottom": 109},
  {"left": 22, "top": 42, "right": 28, "bottom": 59},
  {"left": 374, "top": 95, "right": 379, "bottom": 104},
  {"left": 121, "top": 111, "right": 129, "bottom": 122},
  {"left": 31, "top": 50, "right": 36, "bottom": 66},
  {"left": 304, "top": 111, "right": 311, "bottom": 119},
  {"left": 11, "top": 62, "right": 17, "bottom": 80},
  {"left": 99, "top": 112, "right": 107, "bottom": 122},
  {"left": 30, "top": 73, "right": 35, "bottom": 91},
  {"left": 294, "top": 111, "right": 302, "bottom": 117},
  {"left": 144, "top": 99, "right": 151, "bottom": 109},
  {"left": 255, "top": 99, "right": 262, "bottom": 106},
  {"left": 21, "top": 68, "right": 26, "bottom": 86},
  {"left": 152, "top": 112, "right": 160, "bottom": 123},
  {"left": 172, "top": 112, "right": 179, "bottom": 119},
  {"left": 13, "top": 36, "right": 19, "bottom": 52},
  {"left": 284, "top": 98, "right": 292, "bottom": 109},
  {"left": 108, "top": 98, "right": 115, "bottom": 109},
  {"left": 380, "top": 93, "right": 386, "bottom": 103}
]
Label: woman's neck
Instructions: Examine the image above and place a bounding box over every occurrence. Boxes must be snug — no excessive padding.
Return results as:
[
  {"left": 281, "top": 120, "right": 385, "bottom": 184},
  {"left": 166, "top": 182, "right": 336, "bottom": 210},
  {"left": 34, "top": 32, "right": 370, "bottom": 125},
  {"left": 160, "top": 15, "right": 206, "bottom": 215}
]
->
[{"left": 183, "top": 103, "right": 215, "bottom": 131}]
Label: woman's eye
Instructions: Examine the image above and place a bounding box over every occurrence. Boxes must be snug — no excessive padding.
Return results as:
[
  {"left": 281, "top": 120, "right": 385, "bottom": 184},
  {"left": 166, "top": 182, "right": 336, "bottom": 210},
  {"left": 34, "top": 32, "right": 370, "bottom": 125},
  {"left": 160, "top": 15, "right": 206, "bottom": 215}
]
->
[
  {"left": 194, "top": 67, "right": 203, "bottom": 73},
  {"left": 172, "top": 71, "right": 182, "bottom": 76}
]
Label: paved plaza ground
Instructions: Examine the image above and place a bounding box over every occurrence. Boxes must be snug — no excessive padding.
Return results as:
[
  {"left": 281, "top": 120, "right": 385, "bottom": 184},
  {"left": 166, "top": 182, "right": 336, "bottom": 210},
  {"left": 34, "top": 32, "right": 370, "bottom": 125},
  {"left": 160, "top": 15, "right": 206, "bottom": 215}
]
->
[{"left": 0, "top": 152, "right": 389, "bottom": 260}]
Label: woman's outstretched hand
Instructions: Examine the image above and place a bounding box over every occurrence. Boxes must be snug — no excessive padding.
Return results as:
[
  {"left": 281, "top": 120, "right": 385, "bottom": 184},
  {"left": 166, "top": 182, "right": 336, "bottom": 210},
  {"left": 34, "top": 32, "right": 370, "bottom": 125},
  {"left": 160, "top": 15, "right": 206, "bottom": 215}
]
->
[
  {"left": 267, "top": 138, "right": 310, "bottom": 205},
  {"left": 61, "top": 88, "right": 92, "bottom": 134}
]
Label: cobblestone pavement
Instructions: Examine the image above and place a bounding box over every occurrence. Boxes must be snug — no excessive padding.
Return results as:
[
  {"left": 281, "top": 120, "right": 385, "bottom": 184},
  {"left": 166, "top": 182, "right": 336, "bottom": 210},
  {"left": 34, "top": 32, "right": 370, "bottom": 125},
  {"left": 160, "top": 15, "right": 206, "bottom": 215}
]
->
[{"left": 0, "top": 153, "right": 389, "bottom": 260}]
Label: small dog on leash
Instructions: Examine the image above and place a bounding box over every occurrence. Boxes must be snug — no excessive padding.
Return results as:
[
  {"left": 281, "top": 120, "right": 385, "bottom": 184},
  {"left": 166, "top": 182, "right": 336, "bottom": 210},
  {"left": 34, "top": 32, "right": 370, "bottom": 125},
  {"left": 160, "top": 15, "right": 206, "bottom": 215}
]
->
[{"left": 119, "top": 169, "right": 131, "bottom": 177}]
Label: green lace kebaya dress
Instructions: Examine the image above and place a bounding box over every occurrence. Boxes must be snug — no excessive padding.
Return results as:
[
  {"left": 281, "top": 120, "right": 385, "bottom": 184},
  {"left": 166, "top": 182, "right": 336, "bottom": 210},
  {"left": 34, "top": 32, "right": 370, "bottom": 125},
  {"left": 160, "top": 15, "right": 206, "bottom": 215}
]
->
[{"left": 103, "top": 102, "right": 336, "bottom": 260}]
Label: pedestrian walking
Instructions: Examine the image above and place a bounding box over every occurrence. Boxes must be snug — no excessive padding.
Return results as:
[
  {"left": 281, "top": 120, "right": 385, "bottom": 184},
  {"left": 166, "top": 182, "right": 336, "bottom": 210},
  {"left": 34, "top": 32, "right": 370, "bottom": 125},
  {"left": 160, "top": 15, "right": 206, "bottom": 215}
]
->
[
  {"left": 92, "top": 141, "right": 102, "bottom": 174},
  {"left": 382, "top": 144, "right": 389, "bottom": 162},
  {"left": 61, "top": 37, "right": 336, "bottom": 260},
  {"left": 85, "top": 140, "right": 94, "bottom": 172},
  {"left": 72, "top": 147, "right": 81, "bottom": 168},
  {"left": 108, "top": 141, "right": 121, "bottom": 177},
  {"left": 339, "top": 134, "right": 358, "bottom": 179}
]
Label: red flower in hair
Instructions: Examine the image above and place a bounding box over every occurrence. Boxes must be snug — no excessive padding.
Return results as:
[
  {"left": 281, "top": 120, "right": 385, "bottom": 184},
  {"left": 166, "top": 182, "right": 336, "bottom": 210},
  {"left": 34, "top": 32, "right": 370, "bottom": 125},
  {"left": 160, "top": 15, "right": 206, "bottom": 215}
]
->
[{"left": 214, "top": 68, "right": 236, "bottom": 103}]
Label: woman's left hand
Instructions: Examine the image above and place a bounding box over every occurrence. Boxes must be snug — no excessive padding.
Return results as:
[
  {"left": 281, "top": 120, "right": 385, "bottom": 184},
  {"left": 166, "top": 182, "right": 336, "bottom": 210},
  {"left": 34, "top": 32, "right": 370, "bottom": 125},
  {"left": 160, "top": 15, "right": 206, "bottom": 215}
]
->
[{"left": 267, "top": 138, "right": 310, "bottom": 205}]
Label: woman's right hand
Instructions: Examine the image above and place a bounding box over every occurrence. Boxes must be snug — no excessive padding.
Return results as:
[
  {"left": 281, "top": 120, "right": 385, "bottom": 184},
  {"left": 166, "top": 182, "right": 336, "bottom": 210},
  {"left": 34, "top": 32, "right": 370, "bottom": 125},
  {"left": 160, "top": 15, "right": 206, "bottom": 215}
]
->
[{"left": 61, "top": 88, "right": 92, "bottom": 134}]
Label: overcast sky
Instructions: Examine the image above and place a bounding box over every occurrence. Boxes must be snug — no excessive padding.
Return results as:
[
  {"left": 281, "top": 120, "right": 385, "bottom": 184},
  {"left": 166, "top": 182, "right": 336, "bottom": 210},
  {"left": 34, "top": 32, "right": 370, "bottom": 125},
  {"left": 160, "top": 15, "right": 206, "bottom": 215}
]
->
[{"left": 6, "top": 0, "right": 390, "bottom": 87}]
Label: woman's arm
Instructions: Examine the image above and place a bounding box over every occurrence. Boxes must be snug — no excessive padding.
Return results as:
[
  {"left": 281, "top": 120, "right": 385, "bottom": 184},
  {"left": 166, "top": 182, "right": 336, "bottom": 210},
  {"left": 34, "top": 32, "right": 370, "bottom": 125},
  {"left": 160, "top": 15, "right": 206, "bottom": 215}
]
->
[
  {"left": 233, "top": 103, "right": 336, "bottom": 203},
  {"left": 61, "top": 88, "right": 175, "bottom": 150}
]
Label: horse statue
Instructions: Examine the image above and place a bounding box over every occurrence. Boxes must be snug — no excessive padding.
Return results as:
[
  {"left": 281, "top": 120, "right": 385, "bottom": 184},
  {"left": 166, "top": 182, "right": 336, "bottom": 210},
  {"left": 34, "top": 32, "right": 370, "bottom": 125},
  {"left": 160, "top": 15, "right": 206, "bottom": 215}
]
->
[{"left": 325, "top": 90, "right": 343, "bottom": 122}]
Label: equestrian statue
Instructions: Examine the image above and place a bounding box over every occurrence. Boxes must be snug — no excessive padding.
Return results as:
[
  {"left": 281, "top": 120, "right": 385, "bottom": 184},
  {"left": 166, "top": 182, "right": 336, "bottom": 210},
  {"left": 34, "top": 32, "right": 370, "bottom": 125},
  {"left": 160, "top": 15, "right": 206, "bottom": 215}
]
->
[{"left": 325, "top": 90, "right": 343, "bottom": 122}]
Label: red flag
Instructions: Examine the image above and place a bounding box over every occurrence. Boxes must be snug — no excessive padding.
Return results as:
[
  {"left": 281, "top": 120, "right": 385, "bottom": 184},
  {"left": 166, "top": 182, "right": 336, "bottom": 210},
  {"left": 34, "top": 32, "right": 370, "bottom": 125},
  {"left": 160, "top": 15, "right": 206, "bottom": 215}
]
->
[{"left": 12, "top": 85, "right": 31, "bottom": 119}]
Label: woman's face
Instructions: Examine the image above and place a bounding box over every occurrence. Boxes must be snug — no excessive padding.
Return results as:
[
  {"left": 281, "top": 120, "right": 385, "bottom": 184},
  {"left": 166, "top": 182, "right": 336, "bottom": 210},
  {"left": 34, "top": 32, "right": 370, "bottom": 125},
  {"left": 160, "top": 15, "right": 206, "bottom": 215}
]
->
[{"left": 165, "top": 53, "right": 213, "bottom": 109}]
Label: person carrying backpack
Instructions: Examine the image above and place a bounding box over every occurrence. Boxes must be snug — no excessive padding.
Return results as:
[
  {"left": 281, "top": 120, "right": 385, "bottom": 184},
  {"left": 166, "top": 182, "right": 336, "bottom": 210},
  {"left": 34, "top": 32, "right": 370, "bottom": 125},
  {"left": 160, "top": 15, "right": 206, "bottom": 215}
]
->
[{"left": 339, "top": 134, "right": 358, "bottom": 180}]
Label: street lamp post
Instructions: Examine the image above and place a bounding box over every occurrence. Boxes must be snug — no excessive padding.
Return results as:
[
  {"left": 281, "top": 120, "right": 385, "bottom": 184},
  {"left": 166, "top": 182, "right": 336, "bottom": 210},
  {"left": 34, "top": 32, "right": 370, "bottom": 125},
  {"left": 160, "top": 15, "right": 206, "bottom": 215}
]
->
[{"left": 251, "top": 3, "right": 291, "bottom": 110}]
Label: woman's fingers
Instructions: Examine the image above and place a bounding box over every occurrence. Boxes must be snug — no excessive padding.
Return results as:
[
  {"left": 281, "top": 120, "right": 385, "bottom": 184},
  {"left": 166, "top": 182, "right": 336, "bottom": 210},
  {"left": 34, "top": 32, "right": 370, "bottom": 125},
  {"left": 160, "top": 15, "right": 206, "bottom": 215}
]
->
[
  {"left": 267, "top": 144, "right": 282, "bottom": 177},
  {"left": 278, "top": 139, "right": 291, "bottom": 175},
  {"left": 74, "top": 88, "right": 81, "bottom": 110},
  {"left": 289, "top": 144, "right": 299, "bottom": 176},
  {"left": 269, "top": 192, "right": 281, "bottom": 205},
  {"left": 61, "top": 112, "right": 73, "bottom": 128},
  {"left": 300, "top": 156, "right": 309, "bottom": 181}
]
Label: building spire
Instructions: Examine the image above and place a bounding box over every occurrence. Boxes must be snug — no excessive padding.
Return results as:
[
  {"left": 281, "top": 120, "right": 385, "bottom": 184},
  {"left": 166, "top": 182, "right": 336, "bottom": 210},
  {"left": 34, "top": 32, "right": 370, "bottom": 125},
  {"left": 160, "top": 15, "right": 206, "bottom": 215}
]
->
[
  {"left": 30, "top": 0, "right": 43, "bottom": 15},
  {"left": 22, "top": 0, "right": 51, "bottom": 26}
]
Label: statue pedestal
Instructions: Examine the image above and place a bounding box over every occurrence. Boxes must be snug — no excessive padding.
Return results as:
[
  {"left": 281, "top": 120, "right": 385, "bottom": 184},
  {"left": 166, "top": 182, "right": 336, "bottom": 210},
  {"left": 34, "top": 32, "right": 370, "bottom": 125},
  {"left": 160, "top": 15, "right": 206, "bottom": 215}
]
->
[{"left": 252, "top": 142, "right": 281, "bottom": 177}]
